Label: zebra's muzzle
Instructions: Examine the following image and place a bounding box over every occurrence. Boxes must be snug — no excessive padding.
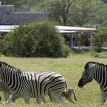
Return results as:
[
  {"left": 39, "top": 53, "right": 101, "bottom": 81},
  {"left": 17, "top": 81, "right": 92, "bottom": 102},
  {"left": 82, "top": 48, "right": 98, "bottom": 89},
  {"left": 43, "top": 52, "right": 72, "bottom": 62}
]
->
[{"left": 78, "top": 78, "right": 84, "bottom": 88}]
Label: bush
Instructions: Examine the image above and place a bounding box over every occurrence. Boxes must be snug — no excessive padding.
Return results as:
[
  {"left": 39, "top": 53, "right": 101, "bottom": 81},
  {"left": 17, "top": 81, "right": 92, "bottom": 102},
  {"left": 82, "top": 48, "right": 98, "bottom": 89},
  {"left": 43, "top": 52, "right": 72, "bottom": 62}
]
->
[
  {"left": 0, "top": 38, "right": 4, "bottom": 55},
  {"left": 92, "top": 27, "right": 107, "bottom": 52},
  {"left": 3, "top": 21, "right": 70, "bottom": 57}
]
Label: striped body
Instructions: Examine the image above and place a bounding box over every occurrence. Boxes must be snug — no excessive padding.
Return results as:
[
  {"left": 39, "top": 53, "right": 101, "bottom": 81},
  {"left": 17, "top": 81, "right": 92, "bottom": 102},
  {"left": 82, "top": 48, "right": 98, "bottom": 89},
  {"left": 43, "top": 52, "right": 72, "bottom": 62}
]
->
[
  {"left": 78, "top": 62, "right": 107, "bottom": 104},
  {"left": 0, "top": 62, "right": 67, "bottom": 104},
  {"left": 0, "top": 80, "right": 77, "bottom": 104}
]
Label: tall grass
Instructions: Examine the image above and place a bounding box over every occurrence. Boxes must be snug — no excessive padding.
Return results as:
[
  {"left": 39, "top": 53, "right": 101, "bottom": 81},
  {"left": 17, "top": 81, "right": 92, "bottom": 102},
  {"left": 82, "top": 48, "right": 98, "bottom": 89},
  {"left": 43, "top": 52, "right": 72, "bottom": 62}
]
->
[{"left": 0, "top": 53, "right": 107, "bottom": 107}]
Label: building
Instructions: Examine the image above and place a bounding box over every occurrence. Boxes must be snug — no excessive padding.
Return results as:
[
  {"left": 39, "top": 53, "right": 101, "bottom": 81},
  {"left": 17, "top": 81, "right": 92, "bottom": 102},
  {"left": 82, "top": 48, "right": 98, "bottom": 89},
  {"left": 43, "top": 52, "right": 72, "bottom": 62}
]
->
[
  {"left": 0, "top": 25, "right": 96, "bottom": 49},
  {"left": 56, "top": 25, "right": 96, "bottom": 49},
  {"left": 0, "top": 4, "right": 48, "bottom": 25},
  {"left": 0, "top": 4, "right": 96, "bottom": 49}
]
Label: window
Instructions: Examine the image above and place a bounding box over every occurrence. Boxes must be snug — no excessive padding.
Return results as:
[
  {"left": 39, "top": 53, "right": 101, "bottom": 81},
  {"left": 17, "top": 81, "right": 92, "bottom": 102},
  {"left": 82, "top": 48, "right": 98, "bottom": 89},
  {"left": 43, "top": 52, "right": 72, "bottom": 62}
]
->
[
  {"left": 6, "top": 12, "right": 10, "bottom": 15},
  {"left": 6, "top": 19, "right": 10, "bottom": 24}
]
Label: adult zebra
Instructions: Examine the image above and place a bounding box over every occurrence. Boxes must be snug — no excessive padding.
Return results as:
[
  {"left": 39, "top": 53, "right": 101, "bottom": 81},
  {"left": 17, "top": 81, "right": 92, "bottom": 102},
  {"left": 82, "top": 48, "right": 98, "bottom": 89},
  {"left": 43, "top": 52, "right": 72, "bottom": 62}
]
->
[
  {"left": 0, "top": 61, "right": 67, "bottom": 104},
  {"left": 78, "top": 62, "right": 107, "bottom": 104}
]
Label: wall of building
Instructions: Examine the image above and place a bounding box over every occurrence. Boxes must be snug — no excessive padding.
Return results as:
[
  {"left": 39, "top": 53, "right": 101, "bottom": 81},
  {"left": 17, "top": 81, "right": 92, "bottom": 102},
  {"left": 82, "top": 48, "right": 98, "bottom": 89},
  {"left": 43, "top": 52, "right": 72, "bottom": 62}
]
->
[
  {"left": 0, "top": 5, "right": 48, "bottom": 25},
  {"left": 14, "top": 12, "right": 48, "bottom": 25},
  {"left": 0, "top": 5, "right": 15, "bottom": 25}
]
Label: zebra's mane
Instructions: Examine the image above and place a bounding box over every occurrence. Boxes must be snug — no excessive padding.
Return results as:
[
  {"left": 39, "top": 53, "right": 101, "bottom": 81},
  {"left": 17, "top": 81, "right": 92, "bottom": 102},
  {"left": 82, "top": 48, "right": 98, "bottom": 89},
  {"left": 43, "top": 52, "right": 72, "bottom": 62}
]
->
[
  {"left": 0, "top": 61, "right": 22, "bottom": 74},
  {"left": 84, "top": 61, "right": 107, "bottom": 69}
]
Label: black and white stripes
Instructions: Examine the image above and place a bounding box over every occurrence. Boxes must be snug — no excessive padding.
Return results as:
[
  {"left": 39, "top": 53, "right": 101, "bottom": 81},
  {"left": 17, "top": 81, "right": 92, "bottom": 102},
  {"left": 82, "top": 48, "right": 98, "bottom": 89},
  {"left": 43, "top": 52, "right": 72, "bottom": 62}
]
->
[
  {"left": 78, "top": 62, "right": 107, "bottom": 104},
  {"left": 0, "top": 61, "right": 67, "bottom": 104}
]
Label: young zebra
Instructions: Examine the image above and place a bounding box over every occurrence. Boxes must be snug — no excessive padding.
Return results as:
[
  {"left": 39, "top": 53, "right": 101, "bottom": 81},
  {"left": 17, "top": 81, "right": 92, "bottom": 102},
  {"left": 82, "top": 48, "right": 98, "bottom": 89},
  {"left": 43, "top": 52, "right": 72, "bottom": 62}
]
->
[
  {"left": 78, "top": 62, "right": 107, "bottom": 105},
  {"left": 0, "top": 80, "right": 77, "bottom": 104},
  {"left": 0, "top": 61, "right": 68, "bottom": 104},
  {"left": 0, "top": 79, "right": 77, "bottom": 104}
]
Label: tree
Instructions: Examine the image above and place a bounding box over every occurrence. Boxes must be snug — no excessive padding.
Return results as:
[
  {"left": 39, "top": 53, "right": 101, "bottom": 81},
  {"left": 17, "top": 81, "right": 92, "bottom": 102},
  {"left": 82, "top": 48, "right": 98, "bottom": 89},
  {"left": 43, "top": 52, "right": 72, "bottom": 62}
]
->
[
  {"left": 48, "top": 0, "right": 75, "bottom": 26},
  {"left": 47, "top": 0, "right": 98, "bottom": 26},
  {"left": 70, "top": 0, "right": 98, "bottom": 26},
  {"left": 94, "top": 1, "right": 107, "bottom": 26},
  {"left": 0, "top": 0, "right": 22, "bottom": 11},
  {"left": 0, "top": 0, "right": 39, "bottom": 11},
  {"left": 92, "top": 27, "right": 107, "bottom": 52}
]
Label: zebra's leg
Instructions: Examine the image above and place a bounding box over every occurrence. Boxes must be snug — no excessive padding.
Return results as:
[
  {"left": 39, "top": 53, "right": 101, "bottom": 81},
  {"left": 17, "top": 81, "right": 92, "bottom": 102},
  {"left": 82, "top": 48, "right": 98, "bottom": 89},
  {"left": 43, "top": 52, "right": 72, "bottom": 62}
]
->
[
  {"left": 24, "top": 97, "right": 30, "bottom": 104},
  {"left": 3, "top": 92, "right": 15, "bottom": 103},
  {"left": 7, "top": 95, "right": 14, "bottom": 103},
  {"left": 3, "top": 91, "right": 10, "bottom": 103},
  {"left": 36, "top": 97, "right": 45, "bottom": 104},
  {"left": 48, "top": 92, "right": 63, "bottom": 103},
  {"left": 41, "top": 97, "right": 47, "bottom": 103},
  {"left": 49, "top": 92, "right": 63, "bottom": 103},
  {"left": 36, "top": 97, "right": 47, "bottom": 103},
  {"left": 23, "top": 94, "right": 30, "bottom": 104},
  {"left": 101, "top": 92, "right": 106, "bottom": 105},
  {"left": 59, "top": 95, "right": 63, "bottom": 103},
  {"left": 9, "top": 95, "right": 17, "bottom": 102},
  {"left": 48, "top": 93, "right": 52, "bottom": 102}
]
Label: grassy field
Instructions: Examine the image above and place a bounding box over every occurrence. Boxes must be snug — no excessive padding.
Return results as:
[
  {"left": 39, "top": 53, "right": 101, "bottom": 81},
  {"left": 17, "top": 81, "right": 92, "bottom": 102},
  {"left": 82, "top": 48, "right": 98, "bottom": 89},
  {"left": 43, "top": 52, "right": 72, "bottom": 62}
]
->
[{"left": 0, "top": 53, "right": 107, "bottom": 107}]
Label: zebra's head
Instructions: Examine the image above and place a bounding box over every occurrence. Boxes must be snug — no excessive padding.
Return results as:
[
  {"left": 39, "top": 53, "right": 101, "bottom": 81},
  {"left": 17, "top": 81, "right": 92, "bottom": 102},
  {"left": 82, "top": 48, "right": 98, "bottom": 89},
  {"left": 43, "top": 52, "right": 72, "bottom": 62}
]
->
[{"left": 78, "top": 62, "right": 97, "bottom": 88}]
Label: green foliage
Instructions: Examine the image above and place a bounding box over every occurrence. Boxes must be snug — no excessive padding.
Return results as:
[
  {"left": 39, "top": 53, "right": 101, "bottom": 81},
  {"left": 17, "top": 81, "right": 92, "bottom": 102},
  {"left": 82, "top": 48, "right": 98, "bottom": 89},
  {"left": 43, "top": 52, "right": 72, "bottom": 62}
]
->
[
  {"left": 94, "top": 1, "right": 107, "bottom": 26},
  {"left": 70, "top": 0, "right": 97, "bottom": 26},
  {"left": 89, "top": 50, "right": 107, "bottom": 58},
  {"left": 46, "top": 0, "right": 98, "bottom": 26},
  {"left": 0, "top": 37, "right": 5, "bottom": 55},
  {"left": 92, "top": 27, "right": 107, "bottom": 52},
  {"left": 0, "top": 0, "right": 22, "bottom": 11},
  {"left": 47, "top": 0, "right": 75, "bottom": 26},
  {"left": 33, "top": 0, "right": 107, "bottom": 26},
  {"left": 1, "top": 0, "right": 107, "bottom": 26},
  {"left": 3, "top": 21, "right": 70, "bottom": 57}
]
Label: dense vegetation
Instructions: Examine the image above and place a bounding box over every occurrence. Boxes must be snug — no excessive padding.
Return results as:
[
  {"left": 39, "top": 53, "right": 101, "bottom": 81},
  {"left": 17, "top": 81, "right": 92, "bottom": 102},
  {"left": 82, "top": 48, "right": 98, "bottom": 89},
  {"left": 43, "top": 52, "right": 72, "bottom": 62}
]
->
[
  {"left": 92, "top": 27, "right": 107, "bottom": 52},
  {"left": 1, "top": 21, "right": 70, "bottom": 57},
  {"left": 0, "top": 0, "right": 107, "bottom": 56},
  {"left": 0, "top": 0, "right": 107, "bottom": 26}
]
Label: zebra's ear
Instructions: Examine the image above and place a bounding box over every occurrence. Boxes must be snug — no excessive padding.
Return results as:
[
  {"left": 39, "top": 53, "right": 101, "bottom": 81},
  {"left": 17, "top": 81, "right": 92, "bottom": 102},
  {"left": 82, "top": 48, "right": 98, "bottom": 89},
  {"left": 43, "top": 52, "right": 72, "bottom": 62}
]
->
[{"left": 90, "top": 64, "right": 96, "bottom": 68}]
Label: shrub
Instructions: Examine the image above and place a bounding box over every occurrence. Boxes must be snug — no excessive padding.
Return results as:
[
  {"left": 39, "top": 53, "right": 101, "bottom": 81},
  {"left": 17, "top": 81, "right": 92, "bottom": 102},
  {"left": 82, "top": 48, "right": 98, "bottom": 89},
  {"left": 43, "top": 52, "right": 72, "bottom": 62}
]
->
[
  {"left": 3, "top": 21, "right": 70, "bottom": 57},
  {"left": 0, "top": 39, "right": 4, "bottom": 55},
  {"left": 92, "top": 27, "right": 107, "bottom": 52}
]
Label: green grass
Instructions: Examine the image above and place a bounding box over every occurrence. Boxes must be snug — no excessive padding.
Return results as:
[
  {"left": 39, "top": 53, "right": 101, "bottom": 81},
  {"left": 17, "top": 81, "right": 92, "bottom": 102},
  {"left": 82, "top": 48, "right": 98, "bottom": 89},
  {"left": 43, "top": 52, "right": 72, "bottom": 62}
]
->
[{"left": 0, "top": 53, "right": 107, "bottom": 107}]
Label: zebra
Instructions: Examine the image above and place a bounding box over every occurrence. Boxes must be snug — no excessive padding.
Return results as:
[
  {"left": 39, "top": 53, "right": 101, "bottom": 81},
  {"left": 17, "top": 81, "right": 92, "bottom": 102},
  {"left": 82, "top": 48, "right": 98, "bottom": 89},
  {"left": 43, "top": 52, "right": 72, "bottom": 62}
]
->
[
  {"left": 0, "top": 80, "right": 77, "bottom": 104},
  {"left": 78, "top": 61, "right": 107, "bottom": 104},
  {"left": 0, "top": 79, "right": 77, "bottom": 104},
  {"left": 0, "top": 61, "right": 69, "bottom": 104}
]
